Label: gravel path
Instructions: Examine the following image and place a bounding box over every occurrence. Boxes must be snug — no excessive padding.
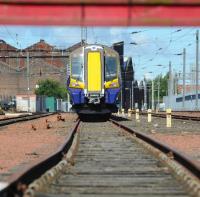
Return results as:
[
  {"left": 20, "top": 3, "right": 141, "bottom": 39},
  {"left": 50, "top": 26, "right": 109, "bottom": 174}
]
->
[
  {"left": 115, "top": 114, "right": 200, "bottom": 163},
  {"left": 0, "top": 113, "right": 77, "bottom": 181}
]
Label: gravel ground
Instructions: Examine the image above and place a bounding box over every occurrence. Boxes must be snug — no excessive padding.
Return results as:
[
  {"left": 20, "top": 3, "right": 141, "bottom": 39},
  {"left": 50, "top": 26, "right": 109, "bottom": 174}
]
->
[
  {"left": 0, "top": 115, "right": 11, "bottom": 120},
  {"left": 0, "top": 113, "right": 77, "bottom": 181},
  {"left": 115, "top": 114, "right": 200, "bottom": 163}
]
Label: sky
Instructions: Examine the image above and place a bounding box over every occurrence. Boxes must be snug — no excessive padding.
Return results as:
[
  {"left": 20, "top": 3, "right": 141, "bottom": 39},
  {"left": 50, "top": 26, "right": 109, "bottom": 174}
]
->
[{"left": 0, "top": 26, "right": 199, "bottom": 80}]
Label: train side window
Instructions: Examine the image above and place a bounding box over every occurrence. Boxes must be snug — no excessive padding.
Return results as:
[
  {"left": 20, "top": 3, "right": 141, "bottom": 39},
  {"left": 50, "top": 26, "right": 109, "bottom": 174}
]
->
[
  {"left": 71, "top": 55, "right": 83, "bottom": 82},
  {"left": 105, "top": 56, "right": 118, "bottom": 81}
]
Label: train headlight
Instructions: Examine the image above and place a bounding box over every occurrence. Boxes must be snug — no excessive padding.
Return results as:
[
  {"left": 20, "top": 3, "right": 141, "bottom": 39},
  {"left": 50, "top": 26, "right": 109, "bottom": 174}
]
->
[
  {"left": 109, "top": 82, "right": 118, "bottom": 87},
  {"left": 70, "top": 79, "right": 84, "bottom": 89},
  {"left": 71, "top": 82, "right": 80, "bottom": 87},
  {"left": 105, "top": 79, "right": 119, "bottom": 88}
]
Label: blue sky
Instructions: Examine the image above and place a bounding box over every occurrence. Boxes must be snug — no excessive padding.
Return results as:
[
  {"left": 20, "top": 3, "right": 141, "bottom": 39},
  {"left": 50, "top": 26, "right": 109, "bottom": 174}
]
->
[{"left": 0, "top": 26, "right": 199, "bottom": 80}]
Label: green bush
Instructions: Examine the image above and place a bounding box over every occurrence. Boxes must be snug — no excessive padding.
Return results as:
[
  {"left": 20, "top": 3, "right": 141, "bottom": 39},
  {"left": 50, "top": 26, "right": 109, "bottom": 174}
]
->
[{"left": 35, "top": 79, "right": 68, "bottom": 99}]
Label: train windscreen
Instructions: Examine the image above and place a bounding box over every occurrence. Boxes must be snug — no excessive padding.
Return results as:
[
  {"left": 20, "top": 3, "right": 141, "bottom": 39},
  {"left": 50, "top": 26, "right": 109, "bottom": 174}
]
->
[
  {"left": 105, "top": 56, "right": 118, "bottom": 81},
  {"left": 71, "top": 55, "right": 84, "bottom": 82}
]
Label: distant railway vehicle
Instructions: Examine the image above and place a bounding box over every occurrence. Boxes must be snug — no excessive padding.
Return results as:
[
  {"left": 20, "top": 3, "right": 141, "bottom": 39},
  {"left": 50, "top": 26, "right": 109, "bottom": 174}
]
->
[{"left": 67, "top": 44, "right": 121, "bottom": 118}]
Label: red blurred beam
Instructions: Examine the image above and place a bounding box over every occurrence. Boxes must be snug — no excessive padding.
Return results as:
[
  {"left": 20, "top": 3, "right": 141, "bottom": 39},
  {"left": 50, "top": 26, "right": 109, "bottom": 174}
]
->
[
  {"left": 0, "top": 0, "right": 200, "bottom": 5},
  {"left": 0, "top": 4, "right": 200, "bottom": 26}
]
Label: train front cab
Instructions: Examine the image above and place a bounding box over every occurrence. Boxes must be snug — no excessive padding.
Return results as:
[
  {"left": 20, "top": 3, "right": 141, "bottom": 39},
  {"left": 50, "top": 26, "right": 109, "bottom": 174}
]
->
[
  {"left": 104, "top": 47, "right": 121, "bottom": 113},
  {"left": 68, "top": 45, "right": 120, "bottom": 115},
  {"left": 68, "top": 47, "right": 85, "bottom": 107}
]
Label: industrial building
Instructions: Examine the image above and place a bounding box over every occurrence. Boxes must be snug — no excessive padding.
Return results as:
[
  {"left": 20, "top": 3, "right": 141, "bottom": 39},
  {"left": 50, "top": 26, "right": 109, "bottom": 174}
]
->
[{"left": 0, "top": 39, "right": 82, "bottom": 103}]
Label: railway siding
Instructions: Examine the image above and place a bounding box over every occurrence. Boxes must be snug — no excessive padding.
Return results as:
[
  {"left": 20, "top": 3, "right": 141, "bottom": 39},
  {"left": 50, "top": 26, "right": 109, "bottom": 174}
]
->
[
  {"left": 34, "top": 122, "right": 191, "bottom": 197},
  {"left": 114, "top": 115, "right": 200, "bottom": 163},
  {"left": 0, "top": 113, "right": 77, "bottom": 181},
  {"left": 0, "top": 113, "right": 54, "bottom": 127}
]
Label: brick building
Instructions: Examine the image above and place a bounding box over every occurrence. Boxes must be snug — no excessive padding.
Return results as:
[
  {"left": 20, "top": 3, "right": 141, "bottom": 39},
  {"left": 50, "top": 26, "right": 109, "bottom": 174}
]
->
[
  {"left": 0, "top": 61, "right": 19, "bottom": 101},
  {"left": 0, "top": 39, "right": 81, "bottom": 102},
  {"left": 177, "top": 85, "right": 200, "bottom": 94}
]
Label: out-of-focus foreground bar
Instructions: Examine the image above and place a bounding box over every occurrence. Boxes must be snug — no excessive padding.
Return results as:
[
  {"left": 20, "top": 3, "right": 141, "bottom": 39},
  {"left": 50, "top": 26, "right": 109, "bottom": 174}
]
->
[
  {"left": 0, "top": 0, "right": 200, "bottom": 26},
  {"left": 0, "top": 0, "right": 200, "bottom": 5}
]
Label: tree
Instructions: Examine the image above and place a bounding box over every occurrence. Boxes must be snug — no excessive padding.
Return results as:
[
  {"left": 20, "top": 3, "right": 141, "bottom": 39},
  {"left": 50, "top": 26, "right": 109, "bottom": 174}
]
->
[
  {"left": 153, "top": 73, "right": 169, "bottom": 102},
  {"left": 35, "top": 79, "right": 68, "bottom": 99}
]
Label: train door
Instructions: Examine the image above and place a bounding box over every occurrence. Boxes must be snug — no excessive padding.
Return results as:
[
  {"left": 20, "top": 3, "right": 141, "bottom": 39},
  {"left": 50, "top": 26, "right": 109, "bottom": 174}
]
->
[{"left": 84, "top": 46, "right": 104, "bottom": 94}]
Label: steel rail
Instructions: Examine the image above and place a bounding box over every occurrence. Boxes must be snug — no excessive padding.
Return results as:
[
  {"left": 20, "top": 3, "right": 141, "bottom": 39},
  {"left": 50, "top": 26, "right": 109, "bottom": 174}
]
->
[
  {"left": 140, "top": 112, "right": 200, "bottom": 121},
  {"left": 110, "top": 117, "right": 200, "bottom": 180},
  {"left": 0, "top": 113, "right": 54, "bottom": 127},
  {"left": 0, "top": 119, "right": 80, "bottom": 197},
  {"left": 0, "top": 113, "right": 49, "bottom": 122}
]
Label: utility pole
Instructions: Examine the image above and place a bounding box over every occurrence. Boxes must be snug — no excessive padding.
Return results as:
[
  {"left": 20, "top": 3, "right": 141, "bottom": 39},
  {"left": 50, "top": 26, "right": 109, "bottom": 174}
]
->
[
  {"left": 16, "top": 34, "right": 20, "bottom": 71},
  {"left": 81, "top": 27, "right": 84, "bottom": 45},
  {"left": 27, "top": 51, "right": 30, "bottom": 112},
  {"left": 129, "top": 88, "right": 131, "bottom": 109},
  {"left": 132, "top": 81, "right": 134, "bottom": 109},
  {"left": 144, "top": 77, "right": 147, "bottom": 110},
  {"left": 174, "top": 73, "right": 178, "bottom": 95},
  {"left": 196, "top": 30, "right": 199, "bottom": 110},
  {"left": 183, "top": 48, "right": 186, "bottom": 110},
  {"left": 151, "top": 80, "right": 154, "bottom": 110},
  {"left": 168, "top": 61, "right": 172, "bottom": 108},
  {"left": 81, "top": 27, "right": 87, "bottom": 45},
  {"left": 85, "top": 27, "right": 87, "bottom": 43},
  {"left": 120, "top": 89, "right": 123, "bottom": 110},
  {"left": 157, "top": 76, "right": 160, "bottom": 110}
]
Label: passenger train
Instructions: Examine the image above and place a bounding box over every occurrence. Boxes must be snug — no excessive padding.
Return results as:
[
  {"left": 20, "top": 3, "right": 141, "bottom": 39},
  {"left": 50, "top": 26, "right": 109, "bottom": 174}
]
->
[{"left": 67, "top": 44, "right": 121, "bottom": 118}]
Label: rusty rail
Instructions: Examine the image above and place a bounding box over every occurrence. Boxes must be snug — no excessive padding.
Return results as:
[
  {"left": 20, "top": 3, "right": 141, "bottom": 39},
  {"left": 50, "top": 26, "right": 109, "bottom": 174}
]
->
[
  {"left": 0, "top": 113, "right": 55, "bottom": 127},
  {"left": 140, "top": 112, "right": 200, "bottom": 121},
  {"left": 0, "top": 119, "right": 80, "bottom": 197},
  {"left": 110, "top": 118, "right": 200, "bottom": 180}
]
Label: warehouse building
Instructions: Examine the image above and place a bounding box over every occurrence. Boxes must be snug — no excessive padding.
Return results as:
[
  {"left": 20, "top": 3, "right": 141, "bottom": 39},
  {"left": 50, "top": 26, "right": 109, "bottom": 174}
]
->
[
  {"left": 164, "top": 92, "right": 200, "bottom": 111},
  {"left": 0, "top": 39, "right": 82, "bottom": 103}
]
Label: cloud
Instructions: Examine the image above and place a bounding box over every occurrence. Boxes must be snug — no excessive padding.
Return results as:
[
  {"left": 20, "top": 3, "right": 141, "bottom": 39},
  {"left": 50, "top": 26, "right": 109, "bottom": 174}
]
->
[
  {"left": 50, "top": 27, "right": 81, "bottom": 47},
  {"left": 0, "top": 26, "right": 83, "bottom": 49},
  {"left": 130, "top": 33, "right": 149, "bottom": 45},
  {"left": 108, "top": 27, "right": 127, "bottom": 44},
  {"left": 144, "top": 72, "right": 153, "bottom": 80},
  {"left": 109, "top": 27, "right": 124, "bottom": 36}
]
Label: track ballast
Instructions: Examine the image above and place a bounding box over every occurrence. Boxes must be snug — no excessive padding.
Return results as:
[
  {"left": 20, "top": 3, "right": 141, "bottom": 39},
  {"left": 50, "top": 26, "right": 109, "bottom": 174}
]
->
[{"left": 35, "top": 122, "right": 189, "bottom": 197}]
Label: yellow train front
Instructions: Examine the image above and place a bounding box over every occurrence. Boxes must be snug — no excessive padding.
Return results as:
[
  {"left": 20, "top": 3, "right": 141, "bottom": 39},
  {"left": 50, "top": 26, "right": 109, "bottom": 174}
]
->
[{"left": 67, "top": 44, "right": 121, "bottom": 117}]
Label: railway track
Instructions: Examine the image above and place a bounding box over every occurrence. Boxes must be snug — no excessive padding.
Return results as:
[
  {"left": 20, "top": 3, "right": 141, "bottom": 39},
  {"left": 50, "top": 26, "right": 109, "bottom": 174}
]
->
[
  {"left": 0, "top": 118, "right": 199, "bottom": 197},
  {"left": 0, "top": 113, "right": 54, "bottom": 127},
  {"left": 141, "top": 112, "right": 200, "bottom": 121}
]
